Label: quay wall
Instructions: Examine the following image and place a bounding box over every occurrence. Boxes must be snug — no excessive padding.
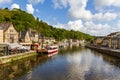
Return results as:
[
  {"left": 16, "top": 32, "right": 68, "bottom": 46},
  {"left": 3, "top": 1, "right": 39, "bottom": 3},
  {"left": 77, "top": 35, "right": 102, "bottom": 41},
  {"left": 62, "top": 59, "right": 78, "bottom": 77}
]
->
[
  {"left": 85, "top": 45, "right": 120, "bottom": 58},
  {"left": 0, "top": 51, "right": 36, "bottom": 64}
]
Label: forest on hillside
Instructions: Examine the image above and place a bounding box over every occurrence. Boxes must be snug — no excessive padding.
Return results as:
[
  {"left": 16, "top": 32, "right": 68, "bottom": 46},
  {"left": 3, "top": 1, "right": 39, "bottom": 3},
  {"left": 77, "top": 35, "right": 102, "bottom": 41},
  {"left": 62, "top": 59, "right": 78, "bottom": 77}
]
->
[{"left": 0, "top": 8, "right": 94, "bottom": 41}]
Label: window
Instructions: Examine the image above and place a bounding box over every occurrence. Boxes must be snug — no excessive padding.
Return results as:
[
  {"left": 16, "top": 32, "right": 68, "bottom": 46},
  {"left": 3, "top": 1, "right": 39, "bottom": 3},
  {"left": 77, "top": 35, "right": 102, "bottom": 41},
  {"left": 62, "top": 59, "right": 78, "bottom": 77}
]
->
[
  {"left": 9, "top": 29, "right": 13, "bottom": 33},
  {"left": 10, "top": 34, "right": 14, "bottom": 38}
]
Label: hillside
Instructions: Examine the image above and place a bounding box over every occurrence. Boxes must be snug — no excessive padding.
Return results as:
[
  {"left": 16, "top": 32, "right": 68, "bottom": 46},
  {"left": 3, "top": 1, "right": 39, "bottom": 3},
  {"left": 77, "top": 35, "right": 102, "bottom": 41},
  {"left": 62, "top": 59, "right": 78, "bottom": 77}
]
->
[{"left": 0, "top": 8, "right": 94, "bottom": 41}]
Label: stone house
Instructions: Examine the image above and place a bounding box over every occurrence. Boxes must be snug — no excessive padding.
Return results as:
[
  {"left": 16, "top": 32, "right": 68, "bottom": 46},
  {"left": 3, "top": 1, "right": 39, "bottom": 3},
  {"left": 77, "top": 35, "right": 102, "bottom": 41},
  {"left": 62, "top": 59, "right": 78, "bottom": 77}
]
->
[
  {"left": 29, "top": 29, "right": 39, "bottom": 43},
  {"left": 102, "top": 32, "right": 120, "bottom": 49},
  {"left": 0, "top": 27, "right": 3, "bottom": 43},
  {"left": 39, "top": 37, "right": 55, "bottom": 44},
  {"left": 19, "top": 29, "right": 39, "bottom": 44},
  {"left": 0, "top": 22, "right": 18, "bottom": 43},
  {"left": 93, "top": 37, "right": 104, "bottom": 46},
  {"left": 19, "top": 31, "right": 31, "bottom": 43},
  {"left": 111, "top": 37, "right": 118, "bottom": 49},
  {"left": 111, "top": 34, "right": 120, "bottom": 49},
  {"left": 102, "top": 37, "right": 111, "bottom": 48}
]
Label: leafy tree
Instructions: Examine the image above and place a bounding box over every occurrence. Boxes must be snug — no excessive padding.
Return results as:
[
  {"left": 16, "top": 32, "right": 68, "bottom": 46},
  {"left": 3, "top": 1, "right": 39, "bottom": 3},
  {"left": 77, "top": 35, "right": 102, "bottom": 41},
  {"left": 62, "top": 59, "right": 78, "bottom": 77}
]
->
[{"left": 0, "top": 8, "right": 94, "bottom": 42}]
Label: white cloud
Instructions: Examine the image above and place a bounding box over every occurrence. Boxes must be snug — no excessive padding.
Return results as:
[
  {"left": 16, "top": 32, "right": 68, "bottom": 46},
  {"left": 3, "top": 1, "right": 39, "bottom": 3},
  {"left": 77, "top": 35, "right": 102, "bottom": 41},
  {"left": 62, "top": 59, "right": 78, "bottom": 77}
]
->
[
  {"left": 117, "top": 20, "right": 120, "bottom": 27},
  {"left": 36, "top": 9, "right": 40, "bottom": 13},
  {"left": 68, "top": 0, "right": 93, "bottom": 20},
  {"left": 52, "top": 0, "right": 68, "bottom": 9},
  {"left": 68, "top": 8, "right": 92, "bottom": 21},
  {"left": 52, "top": 0, "right": 120, "bottom": 36},
  {"left": 94, "top": 0, "right": 120, "bottom": 10},
  {"left": 52, "top": 0, "right": 92, "bottom": 20},
  {"left": 52, "top": 0, "right": 61, "bottom": 9},
  {"left": 93, "top": 12, "right": 118, "bottom": 21},
  {"left": 54, "top": 23, "right": 65, "bottom": 29},
  {"left": 84, "top": 21, "right": 112, "bottom": 36},
  {"left": 115, "top": 20, "right": 120, "bottom": 31},
  {"left": 52, "top": 0, "right": 118, "bottom": 21},
  {"left": 28, "top": 0, "right": 44, "bottom": 4},
  {"left": 67, "top": 20, "right": 84, "bottom": 31},
  {"left": 54, "top": 20, "right": 83, "bottom": 31},
  {"left": 54, "top": 20, "right": 116, "bottom": 36},
  {"left": 0, "top": 0, "right": 12, "bottom": 4},
  {"left": 11, "top": 3, "right": 20, "bottom": 9},
  {"left": 26, "top": 4, "right": 34, "bottom": 14}
]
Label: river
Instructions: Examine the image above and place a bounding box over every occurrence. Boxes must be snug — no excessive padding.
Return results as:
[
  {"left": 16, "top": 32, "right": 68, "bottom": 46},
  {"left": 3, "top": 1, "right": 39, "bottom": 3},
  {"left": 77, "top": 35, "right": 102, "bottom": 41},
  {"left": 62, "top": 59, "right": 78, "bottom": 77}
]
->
[{"left": 0, "top": 46, "right": 120, "bottom": 80}]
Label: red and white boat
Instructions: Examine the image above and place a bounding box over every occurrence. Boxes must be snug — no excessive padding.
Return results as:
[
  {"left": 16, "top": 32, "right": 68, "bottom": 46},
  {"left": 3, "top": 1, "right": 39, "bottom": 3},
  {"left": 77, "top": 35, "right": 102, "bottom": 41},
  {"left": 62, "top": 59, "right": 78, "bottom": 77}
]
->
[
  {"left": 46, "top": 45, "right": 58, "bottom": 57},
  {"left": 37, "top": 45, "right": 58, "bottom": 57}
]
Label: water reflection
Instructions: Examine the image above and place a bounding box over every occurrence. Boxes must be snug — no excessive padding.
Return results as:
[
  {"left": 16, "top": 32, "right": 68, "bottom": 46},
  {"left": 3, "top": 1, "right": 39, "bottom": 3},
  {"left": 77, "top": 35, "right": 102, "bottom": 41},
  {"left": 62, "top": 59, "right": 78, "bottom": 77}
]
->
[
  {"left": 91, "top": 49, "right": 120, "bottom": 67},
  {"left": 0, "top": 56, "right": 48, "bottom": 80},
  {"left": 0, "top": 46, "right": 120, "bottom": 80},
  {"left": 65, "top": 48, "right": 120, "bottom": 80}
]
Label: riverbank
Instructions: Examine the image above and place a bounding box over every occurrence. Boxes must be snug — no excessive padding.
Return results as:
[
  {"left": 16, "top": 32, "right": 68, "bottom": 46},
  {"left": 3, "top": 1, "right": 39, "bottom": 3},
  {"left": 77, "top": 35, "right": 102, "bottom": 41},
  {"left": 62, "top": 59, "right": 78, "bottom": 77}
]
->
[
  {"left": 85, "top": 45, "right": 120, "bottom": 58},
  {"left": 0, "top": 51, "right": 36, "bottom": 64}
]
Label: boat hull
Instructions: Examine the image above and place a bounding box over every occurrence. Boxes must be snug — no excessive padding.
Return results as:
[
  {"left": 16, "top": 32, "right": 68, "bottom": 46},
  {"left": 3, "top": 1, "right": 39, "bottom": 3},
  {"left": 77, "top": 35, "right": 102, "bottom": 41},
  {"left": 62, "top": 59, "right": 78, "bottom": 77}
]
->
[
  {"left": 37, "top": 48, "right": 58, "bottom": 57},
  {"left": 47, "top": 49, "right": 58, "bottom": 57}
]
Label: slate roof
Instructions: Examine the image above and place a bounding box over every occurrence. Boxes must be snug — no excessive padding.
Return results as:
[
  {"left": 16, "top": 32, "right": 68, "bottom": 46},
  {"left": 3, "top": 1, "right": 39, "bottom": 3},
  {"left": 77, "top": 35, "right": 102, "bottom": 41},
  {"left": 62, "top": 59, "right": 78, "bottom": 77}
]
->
[
  {"left": 0, "top": 22, "right": 13, "bottom": 32},
  {"left": 20, "top": 31, "right": 27, "bottom": 39},
  {"left": 19, "top": 30, "right": 32, "bottom": 42},
  {"left": 107, "top": 32, "right": 120, "bottom": 36},
  {"left": 19, "top": 31, "right": 30, "bottom": 42},
  {"left": 28, "top": 28, "right": 37, "bottom": 37}
]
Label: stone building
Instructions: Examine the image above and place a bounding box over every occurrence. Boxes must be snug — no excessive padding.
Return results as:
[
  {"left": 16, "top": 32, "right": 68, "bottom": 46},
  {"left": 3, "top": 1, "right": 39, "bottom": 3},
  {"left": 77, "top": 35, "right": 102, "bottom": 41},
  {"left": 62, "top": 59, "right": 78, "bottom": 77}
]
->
[
  {"left": 102, "top": 32, "right": 120, "bottom": 49},
  {"left": 93, "top": 37, "right": 104, "bottom": 46},
  {"left": 111, "top": 34, "right": 120, "bottom": 49},
  {"left": 0, "top": 22, "right": 18, "bottom": 43},
  {"left": 0, "top": 27, "right": 3, "bottom": 43}
]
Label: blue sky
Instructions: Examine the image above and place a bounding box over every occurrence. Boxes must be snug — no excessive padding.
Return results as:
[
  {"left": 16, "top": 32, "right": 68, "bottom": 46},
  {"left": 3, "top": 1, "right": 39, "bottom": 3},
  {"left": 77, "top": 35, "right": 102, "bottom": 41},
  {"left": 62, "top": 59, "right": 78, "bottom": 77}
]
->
[{"left": 0, "top": 0, "right": 120, "bottom": 36}]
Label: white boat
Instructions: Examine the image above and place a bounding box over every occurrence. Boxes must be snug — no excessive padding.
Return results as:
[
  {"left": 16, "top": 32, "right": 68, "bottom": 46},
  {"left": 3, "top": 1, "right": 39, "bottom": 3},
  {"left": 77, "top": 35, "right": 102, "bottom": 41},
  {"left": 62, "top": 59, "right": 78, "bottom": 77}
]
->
[
  {"left": 46, "top": 45, "right": 58, "bottom": 57},
  {"left": 37, "top": 45, "right": 59, "bottom": 57}
]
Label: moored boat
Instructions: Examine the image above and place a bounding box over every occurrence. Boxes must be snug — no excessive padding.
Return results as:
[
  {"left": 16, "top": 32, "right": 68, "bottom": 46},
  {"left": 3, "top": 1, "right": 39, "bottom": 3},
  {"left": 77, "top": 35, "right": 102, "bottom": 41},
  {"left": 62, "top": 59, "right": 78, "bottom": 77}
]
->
[
  {"left": 37, "top": 45, "right": 58, "bottom": 57},
  {"left": 46, "top": 45, "right": 58, "bottom": 57}
]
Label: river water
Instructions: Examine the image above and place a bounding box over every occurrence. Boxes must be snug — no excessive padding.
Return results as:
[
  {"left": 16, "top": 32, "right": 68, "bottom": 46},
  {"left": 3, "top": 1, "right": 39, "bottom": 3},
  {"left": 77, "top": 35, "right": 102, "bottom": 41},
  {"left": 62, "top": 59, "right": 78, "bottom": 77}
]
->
[{"left": 0, "top": 46, "right": 120, "bottom": 80}]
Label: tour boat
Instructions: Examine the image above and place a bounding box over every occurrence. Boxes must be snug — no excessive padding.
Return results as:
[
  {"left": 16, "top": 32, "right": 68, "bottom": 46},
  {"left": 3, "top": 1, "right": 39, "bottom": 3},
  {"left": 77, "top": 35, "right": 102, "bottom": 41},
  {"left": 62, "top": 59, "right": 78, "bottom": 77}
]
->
[
  {"left": 37, "top": 45, "right": 58, "bottom": 57},
  {"left": 46, "top": 45, "right": 58, "bottom": 57}
]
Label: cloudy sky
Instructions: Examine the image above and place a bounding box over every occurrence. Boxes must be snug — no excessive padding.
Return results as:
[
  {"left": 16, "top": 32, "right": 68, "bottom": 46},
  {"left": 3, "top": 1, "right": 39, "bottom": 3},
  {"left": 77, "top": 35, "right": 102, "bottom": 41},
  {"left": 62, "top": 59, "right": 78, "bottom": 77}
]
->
[{"left": 1, "top": 0, "right": 120, "bottom": 36}]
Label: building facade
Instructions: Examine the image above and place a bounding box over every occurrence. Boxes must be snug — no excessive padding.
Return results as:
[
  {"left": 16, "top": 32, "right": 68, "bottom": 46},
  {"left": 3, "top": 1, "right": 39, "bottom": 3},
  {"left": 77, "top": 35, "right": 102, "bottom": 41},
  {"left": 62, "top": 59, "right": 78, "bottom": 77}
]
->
[
  {"left": 95, "top": 32, "right": 120, "bottom": 49},
  {"left": 0, "top": 22, "right": 18, "bottom": 43},
  {"left": 93, "top": 37, "right": 104, "bottom": 46},
  {"left": 0, "top": 28, "right": 3, "bottom": 43}
]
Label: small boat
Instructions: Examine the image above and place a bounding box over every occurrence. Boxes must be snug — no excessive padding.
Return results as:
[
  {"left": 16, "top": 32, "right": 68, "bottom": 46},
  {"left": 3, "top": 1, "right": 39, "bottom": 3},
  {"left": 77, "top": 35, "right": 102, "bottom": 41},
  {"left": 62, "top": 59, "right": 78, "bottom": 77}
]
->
[
  {"left": 37, "top": 45, "right": 58, "bottom": 57},
  {"left": 46, "top": 45, "right": 58, "bottom": 57}
]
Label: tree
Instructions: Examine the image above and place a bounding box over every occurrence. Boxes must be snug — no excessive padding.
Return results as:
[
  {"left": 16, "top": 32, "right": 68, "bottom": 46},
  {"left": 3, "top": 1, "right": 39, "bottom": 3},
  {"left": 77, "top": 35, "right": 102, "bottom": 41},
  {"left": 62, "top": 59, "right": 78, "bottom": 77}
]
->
[{"left": 0, "top": 8, "right": 94, "bottom": 42}]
